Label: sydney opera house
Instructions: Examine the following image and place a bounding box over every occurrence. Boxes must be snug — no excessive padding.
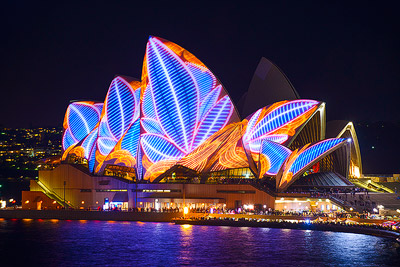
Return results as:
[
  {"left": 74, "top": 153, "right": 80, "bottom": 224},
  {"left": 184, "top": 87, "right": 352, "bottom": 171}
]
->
[{"left": 22, "top": 37, "right": 362, "bottom": 212}]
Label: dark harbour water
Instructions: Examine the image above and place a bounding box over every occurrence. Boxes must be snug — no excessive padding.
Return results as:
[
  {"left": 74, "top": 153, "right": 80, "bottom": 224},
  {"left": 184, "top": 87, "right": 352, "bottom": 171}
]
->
[{"left": 0, "top": 219, "right": 399, "bottom": 266}]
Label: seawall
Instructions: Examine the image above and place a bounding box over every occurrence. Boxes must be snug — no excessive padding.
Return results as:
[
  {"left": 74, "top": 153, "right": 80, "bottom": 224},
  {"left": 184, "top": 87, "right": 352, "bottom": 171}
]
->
[
  {"left": 0, "top": 210, "right": 180, "bottom": 222},
  {"left": 174, "top": 219, "right": 400, "bottom": 239}
]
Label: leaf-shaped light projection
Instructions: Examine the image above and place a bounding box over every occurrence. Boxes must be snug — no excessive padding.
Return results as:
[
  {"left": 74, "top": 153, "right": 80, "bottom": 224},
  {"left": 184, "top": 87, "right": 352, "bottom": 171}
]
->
[
  {"left": 120, "top": 119, "right": 140, "bottom": 156},
  {"left": 97, "top": 137, "right": 118, "bottom": 156},
  {"left": 287, "top": 138, "right": 346, "bottom": 176},
  {"left": 62, "top": 101, "right": 102, "bottom": 153},
  {"left": 134, "top": 87, "right": 141, "bottom": 114},
  {"left": 98, "top": 119, "right": 112, "bottom": 139},
  {"left": 91, "top": 77, "right": 140, "bottom": 173},
  {"left": 193, "top": 95, "right": 233, "bottom": 148},
  {"left": 186, "top": 62, "right": 216, "bottom": 101},
  {"left": 245, "top": 109, "right": 262, "bottom": 137},
  {"left": 248, "top": 134, "right": 289, "bottom": 153},
  {"left": 68, "top": 103, "right": 101, "bottom": 140},
  {"left": 62, "top": 128, "right": 77, "bottom": 151},
  {"left": 141, "top": 118, "right": 164, "bottom": 136},
  {"left": 262, "top": 134, "right": 289, "bottom": 144},
  {"left": 88, "top": 143, "right": 97, "bottom": 173},
  {"left": 136, "top": 148, "right": 143, "bottom": 180},
  {"left": 259, "top": 140, "right": 291, "bottom": 176},
  {"left": 141, "top": 134, "right": 184, "bottom": 163},
  {"left": 105, "top": 77, "right": 137, "bottom": 140},
  {"left": 142, "top": 85, "right": 157, "bottom": 120},
  {"left": 94, "top": 119, "right": 141, "bottom": 175},
  {"left": 81, "top": 129, "right": 98, "bottom": 159},
  {"left": 277, "top": 138, "right": 347, "bottom": 191},
  {"left": 139, "top": 36, "right": 240, "bottom": 181},
  {"left": 146, "top": 37, "right": 199, "bottom": 153},
  {"left": 199, "top": 85, "right": 221, "bottom": 121},
  {"left": 244, "top": 100, "right": 319, "bottom": 145}
]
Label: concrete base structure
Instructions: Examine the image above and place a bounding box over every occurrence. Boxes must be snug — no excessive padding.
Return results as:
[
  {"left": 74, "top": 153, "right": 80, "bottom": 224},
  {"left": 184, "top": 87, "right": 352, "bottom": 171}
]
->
[
  {"left": 23, "top": 164, "right": 351, "bottom": 213},
  {"left": 22, "top": 164, "right": 276, "bottom": 211}
]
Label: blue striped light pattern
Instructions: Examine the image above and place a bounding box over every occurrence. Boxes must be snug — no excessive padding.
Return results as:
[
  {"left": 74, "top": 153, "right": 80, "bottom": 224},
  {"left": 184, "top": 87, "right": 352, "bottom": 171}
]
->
[
  {"left": 199, "top": 85, "right": 221, "bottom": 121},
  {"left": 193, "top": 96, "right": 233, "bottom": 148},
  {"left": 98, "top": 120, "right": 112, "bottom": 139},
  {"left": 92, "top": 76, "right": 140, "bottom": 169},
  {"left": 246, "top": 100, "right": 318, "bottom": 143},
  {"left": 246, "top": 109, "right": 261, "bottom": 135},
  {"left": 121, "top": 120, "right": 141, "bottom": 157},
  {"left": 139, "top": 37, "right": 238, "bottom": 180},
  {"left": 88, "top": 144, "right": 97, "bottom": 172},
  {"left": 249, "top": 135, "right": 289, "bottom": 153},
  {"left": 62, "top": 37, "right": 343, "bottom": 184},
  {"left": 97, "top": 137, "right": 118, "bottom": 156},
  {"left": 141, "top": 134, "right": 184, "bottom": 163},
  {"left": 62, "top": 128, "right": 77, "bottom": 151},
  {"left": 147, "top": 37, "right": 199, "bottom": 153},
  {"left": 260, "top": 140, "right": 291, "bottom": 175},
  {"left": 288, "top": 138, "right": 346, "bottom": 175},
  {"left": 62, "top": 102, "right": 102, "bottom": 152},
  {"left": 81, "top": 130, "right": 98, "bottom": 159},
  {"left": 136, "top": 148, "right": 143, "bottom": 180},
  {"left": 142, "top": 85, "right": 157, "bottom": 120},
  {"left": 141, "top": 118, "right": 165, "bottom": 136},
  {"left": 186, "top": 63, "right": 216, "bottom": 101},
  {"left": 106, "top": 78, "right": 137, "bottom": 140}
]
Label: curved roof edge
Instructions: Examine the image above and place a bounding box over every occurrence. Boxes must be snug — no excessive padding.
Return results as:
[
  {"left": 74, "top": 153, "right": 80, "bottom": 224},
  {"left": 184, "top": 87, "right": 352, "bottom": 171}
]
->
[
  {"left": 276, "top": 139, "right": 350, "bottom": 192},
  {"left": 326, "top": 120, "right": 362, "bottom": 176},
  {"left": 286, "top": 102, "right": 326, "bottom": 148},
  {"left": 241, "top": 57, "right": 300, "bottom": 118}
]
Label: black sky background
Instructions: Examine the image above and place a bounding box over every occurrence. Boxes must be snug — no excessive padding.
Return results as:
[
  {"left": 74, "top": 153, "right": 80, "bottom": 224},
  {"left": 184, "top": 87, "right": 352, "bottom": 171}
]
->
[{"left": 0, "top": 1, "right": 399, "bottom": 173}]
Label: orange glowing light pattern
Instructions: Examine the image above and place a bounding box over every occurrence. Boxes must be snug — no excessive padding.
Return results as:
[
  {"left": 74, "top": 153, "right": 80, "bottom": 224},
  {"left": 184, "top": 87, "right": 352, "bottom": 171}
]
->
[
  {"left": 242, "top": 100, "right": 320, "bottom": 176},
  {"left": 62, "top": 101, "right": 103, "bottom": 161},
  {"left": 276, "top": 138, "right": 347, "bottom": 192},
  {"left": 139, "top": 37, "right": 240, "bottom": 181},
  {"left": 59, "top": 36, "right": 352, "bottom": 188}
]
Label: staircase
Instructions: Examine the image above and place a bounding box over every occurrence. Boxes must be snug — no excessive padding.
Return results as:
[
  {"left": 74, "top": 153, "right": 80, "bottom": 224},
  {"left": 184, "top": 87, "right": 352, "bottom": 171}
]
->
[
  {"left": 36, "top": 180, "right": 74, "bottom": 208},
  {"left": 350, "top": 179, "right": 393, "bottom": 193}
]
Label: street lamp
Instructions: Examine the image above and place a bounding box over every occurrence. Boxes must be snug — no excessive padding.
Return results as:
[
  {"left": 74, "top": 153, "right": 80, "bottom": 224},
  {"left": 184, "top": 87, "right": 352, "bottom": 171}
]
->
[{"left": 183, "top": 206, "right": 189, "bottom": 218}]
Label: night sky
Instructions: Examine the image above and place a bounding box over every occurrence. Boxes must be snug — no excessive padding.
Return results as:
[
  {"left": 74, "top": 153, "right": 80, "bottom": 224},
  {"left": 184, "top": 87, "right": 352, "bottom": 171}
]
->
[{"left": 1, "top": 2, "right": 399, "bottom": 172}]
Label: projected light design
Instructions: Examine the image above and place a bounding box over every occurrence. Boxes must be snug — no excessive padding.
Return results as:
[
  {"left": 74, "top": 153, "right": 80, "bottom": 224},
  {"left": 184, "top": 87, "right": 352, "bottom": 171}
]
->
[
  {"left": 243, "top": 100, "right": 319, "bottom": 152},
  {"left": 62, "top": 101, "right": 103, "bottom": 158},
  {"left": 140, "top": 36, "right": 239, "bottom": 181},
  {"left": 277, "top": 138, "right": 347, "bottom": 191},
  {"left": 242, "top": 100, "right": 319, "bottom": 173},
  {"left": 60, "top": 35, "right": 355, "bottom": 190},
  {"left": 258, "top": 140, "right": 292, "bottom": 177},
  {"left": 92, "top": 77, "right": 141, "bottom": 173},
  {"left": 97, "top": 119, "right": 141, "bottom": 177},
  {"left": 178, "top": 122, "right": 248, "bottom": 173}
]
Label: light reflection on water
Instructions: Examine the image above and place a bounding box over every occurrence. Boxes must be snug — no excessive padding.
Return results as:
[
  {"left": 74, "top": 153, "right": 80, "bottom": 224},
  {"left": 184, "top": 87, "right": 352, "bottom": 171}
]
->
[{"left": 0, "top": 219, "right": 399, "bottom": 266}]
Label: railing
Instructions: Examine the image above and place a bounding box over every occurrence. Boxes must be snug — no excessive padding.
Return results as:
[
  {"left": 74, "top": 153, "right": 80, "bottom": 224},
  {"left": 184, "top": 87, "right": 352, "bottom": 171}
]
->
[
  {"left": 350, "top": 179, "right": 393, "bottom": 193},
  {"left": 36, "top": 180, "right": 74, "bottom": 208}
]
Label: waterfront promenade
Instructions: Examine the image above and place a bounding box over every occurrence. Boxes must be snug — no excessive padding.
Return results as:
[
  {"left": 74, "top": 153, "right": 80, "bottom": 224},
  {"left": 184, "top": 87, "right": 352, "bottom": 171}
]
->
[
  {"left": 174, "top": 218, "right": 400, "bottom": 239},
  {"left": 1, "top": 209, "right": 399, "bottom": 239},
  {"left": 0, "top": 209, "right": 180, "bottom": 222}
]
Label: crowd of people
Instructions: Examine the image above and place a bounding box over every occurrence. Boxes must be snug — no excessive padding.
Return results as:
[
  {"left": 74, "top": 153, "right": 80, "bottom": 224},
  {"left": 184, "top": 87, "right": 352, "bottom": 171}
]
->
[{"left": 181, "top": 215, "right": 400, "bottom": 234}]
